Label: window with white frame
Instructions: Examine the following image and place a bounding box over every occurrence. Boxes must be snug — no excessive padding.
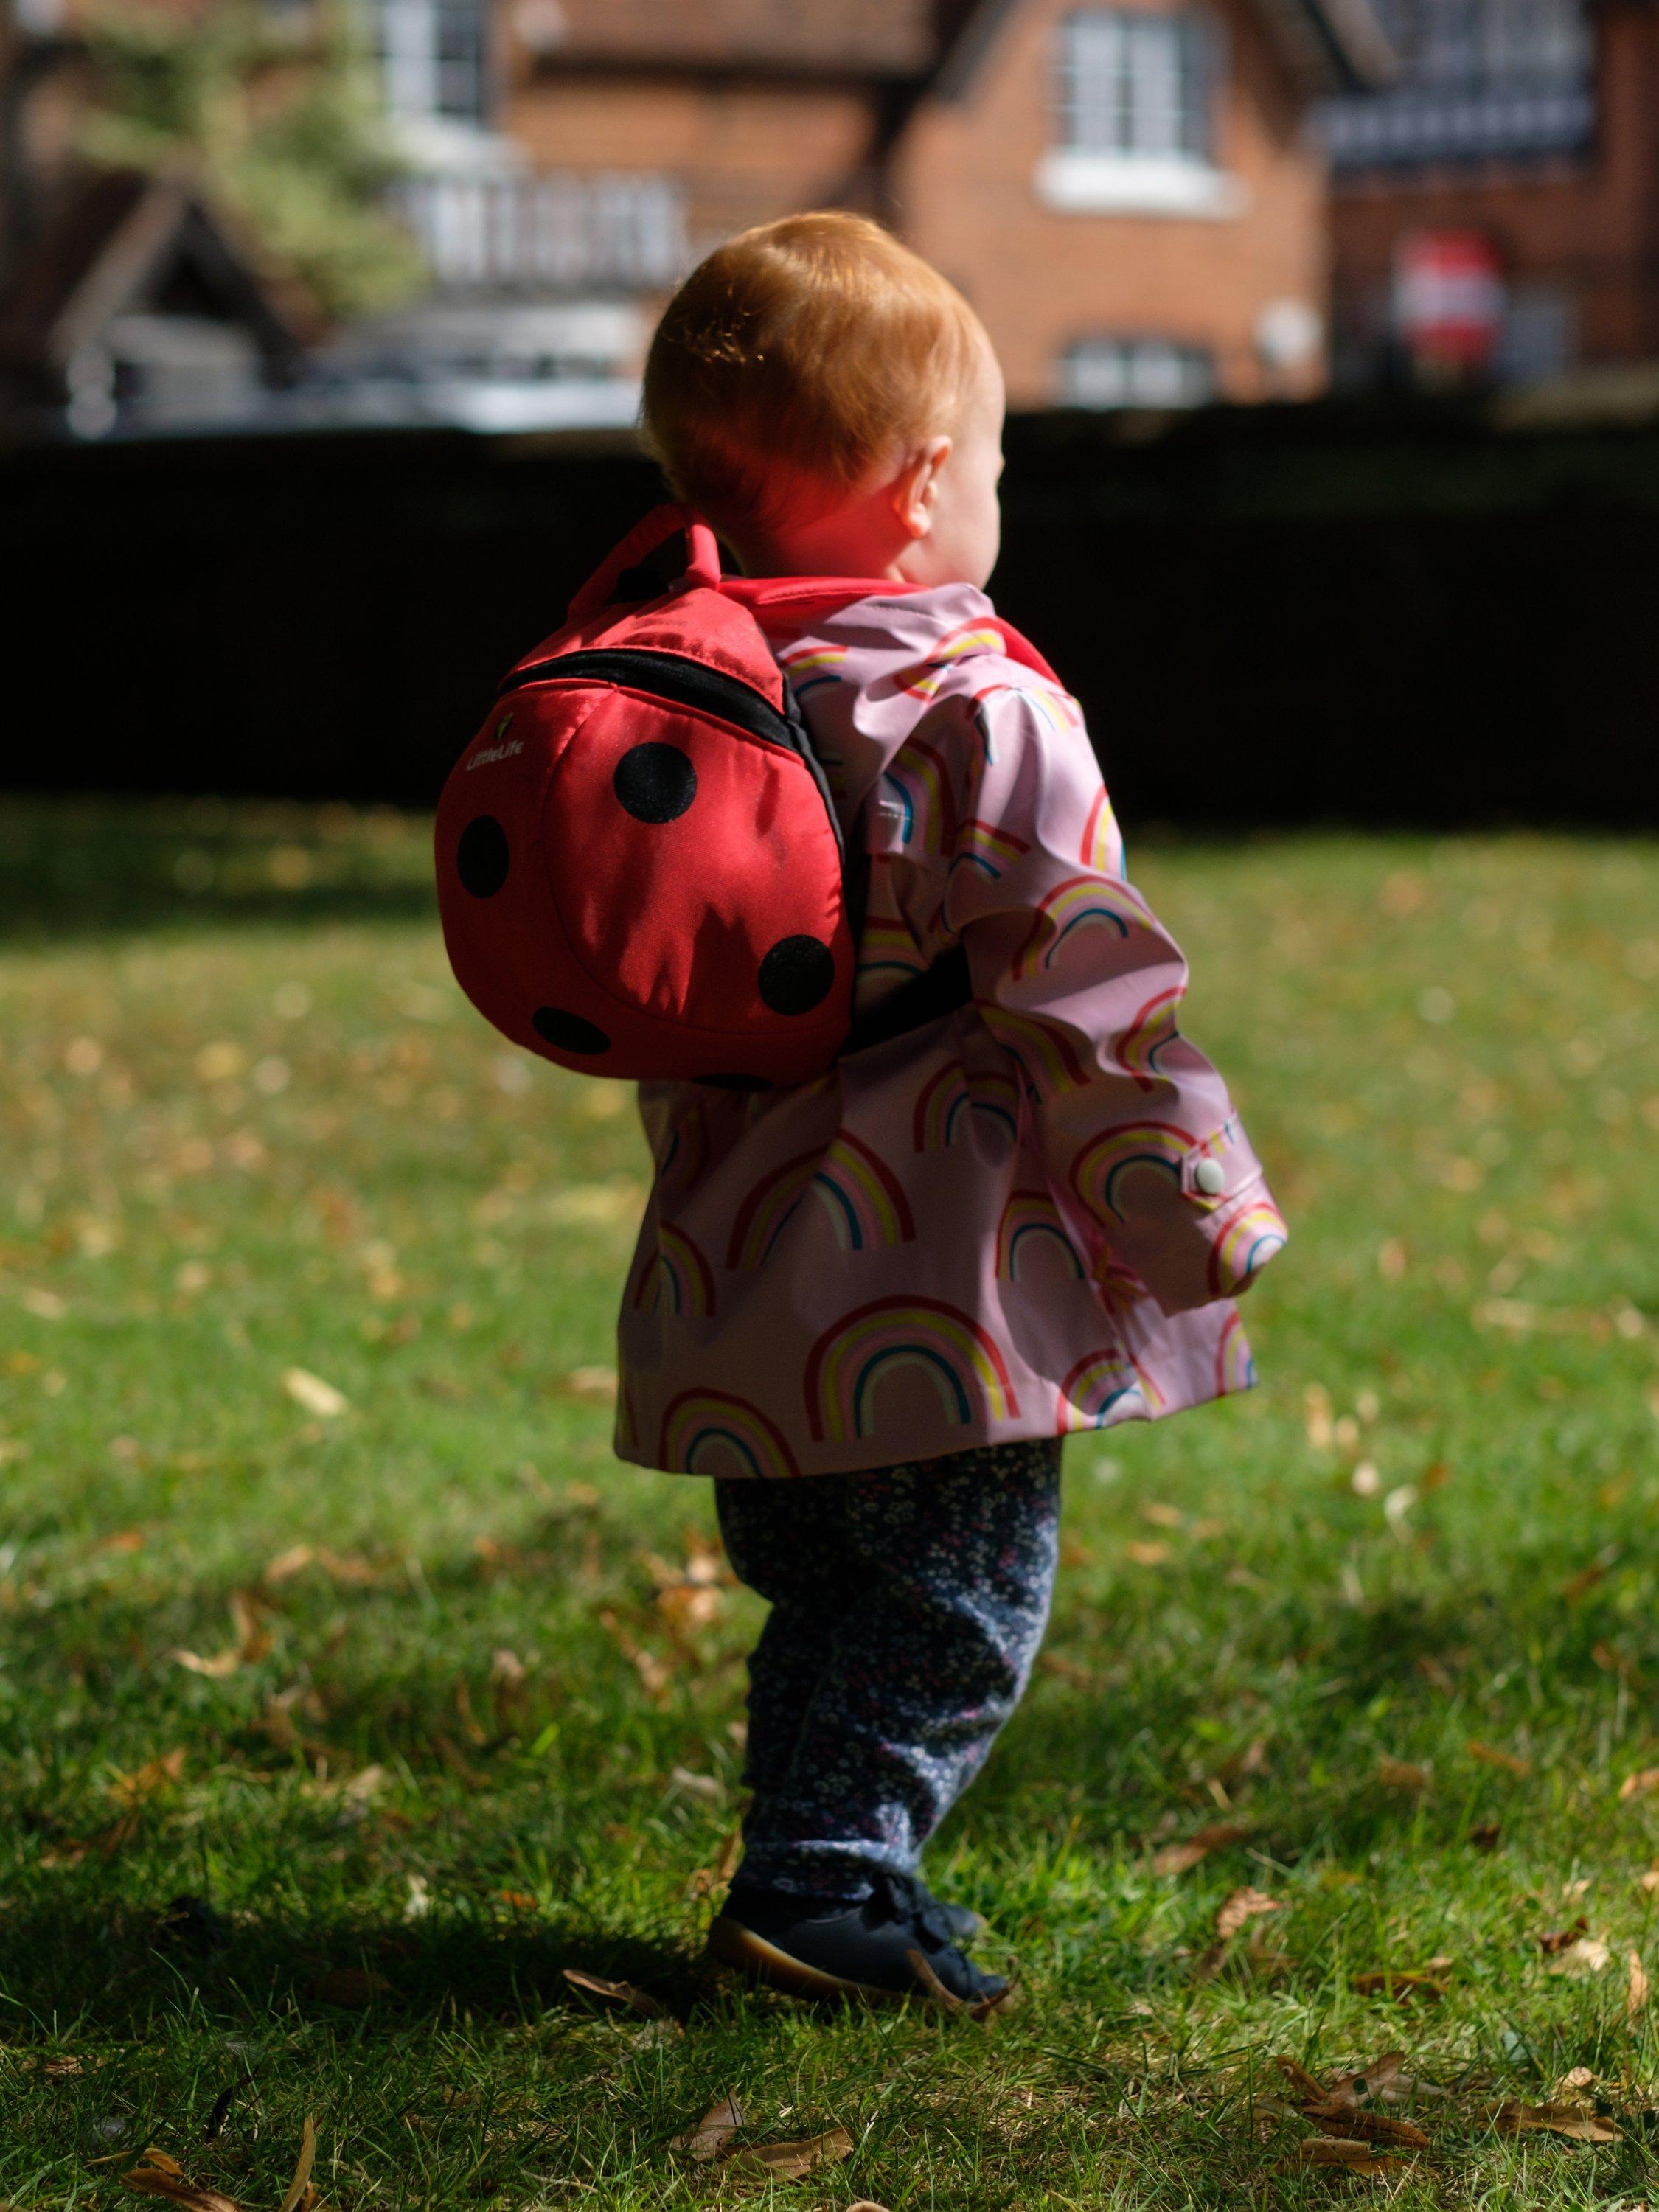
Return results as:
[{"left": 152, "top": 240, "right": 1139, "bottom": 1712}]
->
[
  {"left": 1057, "top": 7, "right": 1219, "bottom": 160},
  {"left": 375, "top": 0, "right": 489, "bottom": 126},
  {"left": 1060, "top": 336, "right": 1217, "bottom": 407},
  {"left": 1321, "top": 0, "right": 1592, "bottom": 167},
  {"left": 1038, "top": 8, "right": 1237, "bottom": 214}
]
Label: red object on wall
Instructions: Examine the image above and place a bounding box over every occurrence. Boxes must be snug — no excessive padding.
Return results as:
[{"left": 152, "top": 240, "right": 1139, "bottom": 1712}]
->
[{"left": 1394, "top": 231, "right": 1506, "bottom": 378}]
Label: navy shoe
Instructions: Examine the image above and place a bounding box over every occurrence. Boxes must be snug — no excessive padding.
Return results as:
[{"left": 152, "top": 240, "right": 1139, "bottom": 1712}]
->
[
  {"left": 914, "top": 1877, "right": 982, "bottom": 1944},
  {"left": 707, "top": 1871, "right": 1010, "bottom": 2011}
]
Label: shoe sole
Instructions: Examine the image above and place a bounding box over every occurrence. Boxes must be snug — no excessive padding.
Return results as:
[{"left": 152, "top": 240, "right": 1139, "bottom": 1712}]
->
[{"left": 706, "top": 1914, "right": 1012, "bottom": 2013}]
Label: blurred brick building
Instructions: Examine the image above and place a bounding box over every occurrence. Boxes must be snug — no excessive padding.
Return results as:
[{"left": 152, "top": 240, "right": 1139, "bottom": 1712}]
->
[
  {"left": 1322, "top": 0, "right": 1659, "bottom": 383},
  {"left": 1, "top": 0, "right": 1388, "bottom": 429},
  {"left": 456, "top": 0, "right": 1387, "bottom": 408}
]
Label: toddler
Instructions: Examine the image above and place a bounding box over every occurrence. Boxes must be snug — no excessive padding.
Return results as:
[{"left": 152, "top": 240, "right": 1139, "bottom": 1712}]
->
[{"left": 616, "top": 213, "right": 1285, "bottom": 2008}]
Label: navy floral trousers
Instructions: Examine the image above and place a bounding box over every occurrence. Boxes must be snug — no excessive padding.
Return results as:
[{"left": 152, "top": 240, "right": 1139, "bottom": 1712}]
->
[{"left": 714, "top": 1437, "right": 1063, "bottom": 1901}]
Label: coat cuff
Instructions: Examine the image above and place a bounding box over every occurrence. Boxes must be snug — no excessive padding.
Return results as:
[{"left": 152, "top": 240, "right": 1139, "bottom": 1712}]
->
[{"left": 1097, "top": 1115, "right": 1287, "bottom": 1315}]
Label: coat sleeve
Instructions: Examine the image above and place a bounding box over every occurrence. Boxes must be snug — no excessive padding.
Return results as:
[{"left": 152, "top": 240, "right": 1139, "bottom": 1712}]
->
[{"left": 942, "top": 678, "right": 1287, "bottom": 1316}]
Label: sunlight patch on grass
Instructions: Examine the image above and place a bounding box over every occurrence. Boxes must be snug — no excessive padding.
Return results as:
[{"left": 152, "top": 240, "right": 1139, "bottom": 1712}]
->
[{"left": 1, "top": 804, "right": 1656, "bottom": 2208}]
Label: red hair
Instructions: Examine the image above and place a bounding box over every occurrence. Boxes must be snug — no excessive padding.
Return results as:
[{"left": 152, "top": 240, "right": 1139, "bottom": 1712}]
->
[{"left": 641, "top": 212, "right": 984, "bottom": 540}]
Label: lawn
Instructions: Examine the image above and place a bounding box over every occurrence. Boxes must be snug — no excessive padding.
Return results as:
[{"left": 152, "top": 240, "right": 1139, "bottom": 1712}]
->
[{"left": 1, "top": 798, "right": 1656, "bottom": 2209}]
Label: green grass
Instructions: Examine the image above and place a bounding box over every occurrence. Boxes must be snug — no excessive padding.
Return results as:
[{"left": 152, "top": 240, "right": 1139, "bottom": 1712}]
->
[{"left": 1, "top": 797, "right": 1656, "bottom": 2208}]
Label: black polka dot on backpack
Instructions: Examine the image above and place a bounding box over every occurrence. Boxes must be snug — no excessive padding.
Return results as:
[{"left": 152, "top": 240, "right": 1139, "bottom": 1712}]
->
[
  {"left": 613, "top": 742, "right": 697, "bottom": 824},
  {"left": 456, "top": 815, "right": 509, "bottom": 898},
  {"left": 532, "top": 1007, "right": 611, "bottom": 1055},
  {"left": 757, "top": 936, "right": 835, "bottom": 1016}
]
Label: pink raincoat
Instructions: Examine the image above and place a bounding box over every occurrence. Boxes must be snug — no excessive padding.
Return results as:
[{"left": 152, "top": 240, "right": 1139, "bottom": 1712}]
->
[{"left": 615, "top": 579, "right": 1286, "bottom": 1480}]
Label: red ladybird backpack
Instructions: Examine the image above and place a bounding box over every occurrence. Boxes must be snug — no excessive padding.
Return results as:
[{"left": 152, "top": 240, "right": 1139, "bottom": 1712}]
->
[{"left": 434, "top": 504, "right": 1056, "bottom": 1090}]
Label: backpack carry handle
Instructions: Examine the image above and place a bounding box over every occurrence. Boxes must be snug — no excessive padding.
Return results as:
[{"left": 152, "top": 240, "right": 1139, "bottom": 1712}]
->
[{"left": 568, "top": 503, "right": 723, "bottom": 622}]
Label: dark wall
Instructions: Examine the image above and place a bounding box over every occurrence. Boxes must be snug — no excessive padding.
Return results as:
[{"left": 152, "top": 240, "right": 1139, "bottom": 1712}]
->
[{"left": 7, "top": 398, "right": 1659, "bottom": 827}]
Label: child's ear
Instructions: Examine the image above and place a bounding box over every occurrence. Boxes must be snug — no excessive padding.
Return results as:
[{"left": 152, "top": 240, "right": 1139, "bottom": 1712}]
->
[{"left": 893, "top": 437, "right": 953, "bottom": 540}]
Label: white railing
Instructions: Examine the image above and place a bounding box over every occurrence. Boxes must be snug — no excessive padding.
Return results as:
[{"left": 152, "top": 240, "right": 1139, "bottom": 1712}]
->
[{"left": 398, "top": 169, "right": 690, "bottom": 294}]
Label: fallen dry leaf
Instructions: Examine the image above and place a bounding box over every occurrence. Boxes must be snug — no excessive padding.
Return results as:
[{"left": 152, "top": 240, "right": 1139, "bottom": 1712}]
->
[
  {"left": 723, "top": 2127, "right": 855, "bottom": 2183},
  {"left": 1304, "top": 2106, "right": 1430, "bottom": 2149},
  {"left": 276, "top": 2118, "right": 317, "bottom": 2212},
  {"left": 672, "top": 2093, "right": 745, "bottom": 2162},
  {"left": 1276, "top": 2056, "right": 1327, "bottom": 2101},
  {"left": 1377, "top": 1756, "right": 1430, "bottom": 1791},
  {"left": 173, "top": 1592, "right": 273, "bottom": 1680},
  {"left": 282, "top": 1368, "right": 349, "bottom": 1420},
  {"left": 1620, "top": 1767, "right": 1659, "bottom": 1803},
  {"left": 1152, "top": 1821, "right": 1253, "bottom": 1877},
  {"left": 119, "top": 2147, "right": 241, "bottom": 2212},
  {"left": 597, "top": 1611, "right": 673, "bottom": 1703},
  {"left": 1282, "top": 2047, "right": 1444, "bottom": 2119},
  {"left": 262, "top": 1544, "right": 379, "bottom": 1587},
  {"left": 1548, "top": 1935, "right": 1614, "bottom": 1978},
  {"left": 1485, "top": 2099, "right": 1621, "bottom": 2143},
  {"left": 560, "top": 1966, "right": 669, "bottom": 2018},
  {"left": 1280, "top": 2137, "right": 1411, "bottom": 2177},
  {"left": 669, "top": 1765, "right": 722, "bottom": 1801},
  {"left": 1124, "top": 1539, "right": 1171, "bottom": 1567},
  {"left": 560, "top": 1364, "right": 619, "bottom": 1401},
  {"left": 1538, "top": 1918, "right": 1590, "bottom": 1955},
  {"left": 1628, "top": 1949, "right": 1650, "bottom": 2020},
  {"left": 1467, "top": 1739, "right": 1532, "bottom": 1777},
  {"left": 108, "top": 1750, "right": 186, "bottom": 1806},
  {"left": 1217, "top": 1888, "right": 1281, "bottom": 1941}
]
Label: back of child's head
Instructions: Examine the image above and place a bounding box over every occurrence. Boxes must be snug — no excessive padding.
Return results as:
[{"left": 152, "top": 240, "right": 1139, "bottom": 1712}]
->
[{"left": 641, "top": 212, "right": 984, "bottom": 544}]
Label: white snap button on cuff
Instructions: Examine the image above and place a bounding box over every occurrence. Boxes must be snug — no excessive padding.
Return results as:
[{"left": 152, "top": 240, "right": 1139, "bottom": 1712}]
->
[{"left": 1194, "top": 1156, "right": 1226, "bottom": 1195}]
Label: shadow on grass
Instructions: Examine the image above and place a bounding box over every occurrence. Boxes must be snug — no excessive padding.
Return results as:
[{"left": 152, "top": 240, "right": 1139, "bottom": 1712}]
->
[
  {"left": 0, "top": 1893, "right": 708, "bottom": 2039},
  {"left": 0, "top": 796, "right": 436, "bottom": 940}
]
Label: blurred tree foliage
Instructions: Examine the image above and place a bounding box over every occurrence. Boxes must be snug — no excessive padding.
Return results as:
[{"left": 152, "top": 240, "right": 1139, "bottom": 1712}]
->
[{"left": 78, "top": 2, "right": 425, "bottom": 320}]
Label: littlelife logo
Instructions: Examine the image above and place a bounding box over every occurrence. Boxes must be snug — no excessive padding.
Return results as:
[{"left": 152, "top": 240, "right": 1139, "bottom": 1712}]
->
[
  {"left": 467, "top": 737, "right": 524, "bottom": 771},
  {"left": 467, "top": 712, "right": 522, "bottom": 771}
]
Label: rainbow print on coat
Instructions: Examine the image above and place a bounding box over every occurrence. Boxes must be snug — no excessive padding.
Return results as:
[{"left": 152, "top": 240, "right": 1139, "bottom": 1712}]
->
[
  {"left": 806, "top": 1295, "right": 1019, "bottom": 1442},
  {"left": 660, "top": 1388, "right": 801, "bottom": 1480},
  {"left": 1080, "top": 787, "right": 1118, "bottom": 872},
  {"left": 726, "top": 1133, "right": 916, "bottom": 1267},
  {"left": 658, "top": 1101, "right": 709, "bottom": 1193},
  {"left": 1094, "top": 1253, "right": 1148, "bottom": 1315},
  {"left": 911, "top": 1062, "right": 1022, "bottom": 1151},
  {"left": 880, "top": 735, "right": 959, "bottom": 857},
  {"left": 976, "top": 1003, "right": 1092, "bottom": 1099},
  {"left": 1118, "top": 984, "right": 1184, "bottom": 1088},
  {"left": 1207, "top": 1196, "right": 1288, "bottom": 1295},
  {"left": 775, "top": 641, "right": 849, "bottom": 700},
  {"left": 1012, "top": 872, "right": 1157, "bottom": 980},
  {"left": 996, "top": 1188, "right": 1085, "bottom": 1280},
  {"left": 1055, "top": 1347, "right": 1147, "bottom": 1431},
  {"left": 899, "top": 623, "right": 1006, "bottom": 698},
  {"left": 1070, "top": 1120, "right": 1197, "bottom": 1221},
  {"left": 952, "top": 817, "right": 1031, "bottom": 883},
  {"left": 631, "top": 1222, "right": 715, "bottom": 1318},
  {"left": 857, "top": 914, "right": 930, "bottom": 985},
  {"left": 1214, "top": 1310, "right": 1257, "bottom": 1397}
]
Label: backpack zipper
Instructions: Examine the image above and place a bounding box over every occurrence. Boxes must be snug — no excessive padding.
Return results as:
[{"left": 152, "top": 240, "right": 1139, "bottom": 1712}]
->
[
  {"left": 497, "top": 644, "right": 846, "bottom": 863},
  {"left": 497, "top": 647, "right": 792, "bottom": 753}
]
